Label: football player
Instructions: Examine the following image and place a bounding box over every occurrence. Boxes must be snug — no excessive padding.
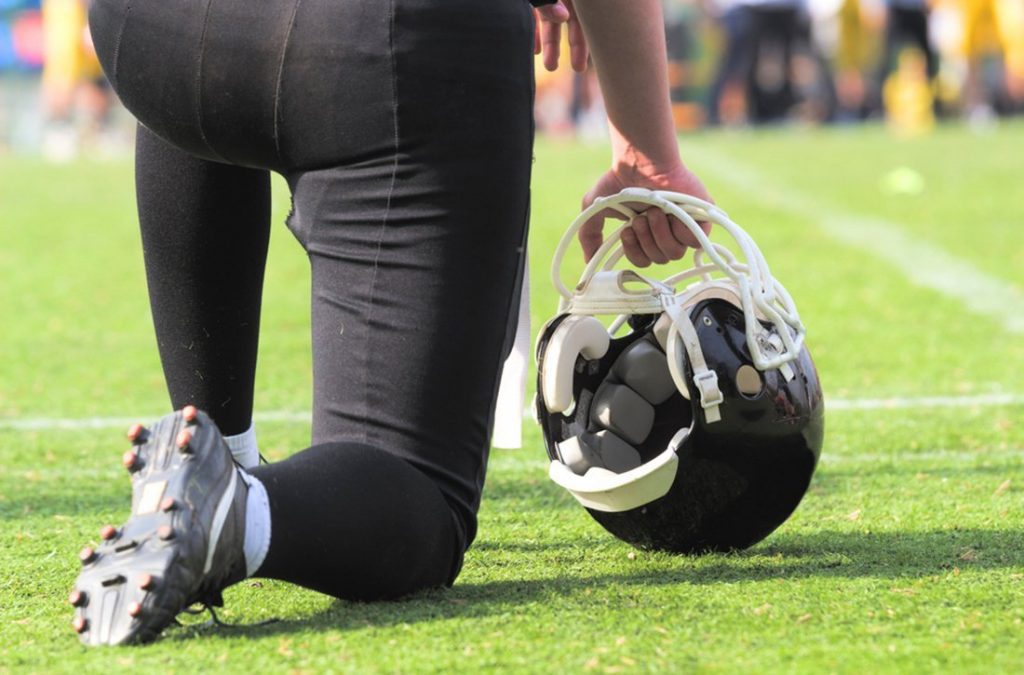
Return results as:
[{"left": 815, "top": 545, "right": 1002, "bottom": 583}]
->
[{"left": 70, "top": 0, "right": 712, "bottom": 645}]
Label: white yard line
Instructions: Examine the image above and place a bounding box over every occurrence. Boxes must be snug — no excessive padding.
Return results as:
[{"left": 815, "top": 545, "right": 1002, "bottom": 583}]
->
[
  {"left": 0, "top": 392, "right": 1021, "bottom": 432},
  {"left": 0, "top": 410, "right": 311, "bottom": 431},
  {"left": 817, "top": 448, "right": 1022, "bottom": 465},
  {"left": 686, "top": 148, "right": 1024, "bottom": 334},
  {"left": 826, "top": 392, "right": 1024, "bottom": 410}
]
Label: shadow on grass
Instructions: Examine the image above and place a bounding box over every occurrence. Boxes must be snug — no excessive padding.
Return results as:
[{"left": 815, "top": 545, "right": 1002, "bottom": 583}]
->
[
  {"left": 163, "top": 526, "right": 1024, "bottom": 643},
  {"left": 483, "top": 461, "right": 1023, "bottom": 504},
  {"left": 7, "top": 451, "right": 1014, "bottom": 520}
]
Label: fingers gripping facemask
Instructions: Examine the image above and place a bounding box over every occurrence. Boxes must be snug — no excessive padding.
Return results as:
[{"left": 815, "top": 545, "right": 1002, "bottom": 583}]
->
[{"left": 536, "top": 188, "right": 807, "bottom": 513}]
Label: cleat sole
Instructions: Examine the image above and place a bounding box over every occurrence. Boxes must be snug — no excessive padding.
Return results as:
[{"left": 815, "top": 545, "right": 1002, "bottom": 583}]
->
[{"left": 72, "top": 408, "right": 243, "bottom": 646}]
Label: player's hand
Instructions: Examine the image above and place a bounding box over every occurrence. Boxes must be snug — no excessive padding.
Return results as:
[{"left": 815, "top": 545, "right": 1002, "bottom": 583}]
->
[
  {"left": 579, "top": 163, "right": 713, "bottom": 267},
  {"left": 534, "top": 0, "right": 589, "bottom": 72}
]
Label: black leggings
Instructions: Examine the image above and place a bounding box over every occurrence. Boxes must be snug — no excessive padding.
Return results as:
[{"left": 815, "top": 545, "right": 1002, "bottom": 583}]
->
[{"left": 88, "top": 0, "right": 535, "bottom": 600}]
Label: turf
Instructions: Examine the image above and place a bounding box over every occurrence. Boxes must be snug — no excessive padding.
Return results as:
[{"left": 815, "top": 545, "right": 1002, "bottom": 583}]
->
[{"left": 1, "top": 122, "right": 1022, "bottom": 673}]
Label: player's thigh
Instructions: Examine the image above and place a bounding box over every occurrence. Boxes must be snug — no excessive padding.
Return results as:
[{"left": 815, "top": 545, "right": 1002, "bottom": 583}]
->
[{"left": 287, "top": 0, "right": 534, "bottom": 537}]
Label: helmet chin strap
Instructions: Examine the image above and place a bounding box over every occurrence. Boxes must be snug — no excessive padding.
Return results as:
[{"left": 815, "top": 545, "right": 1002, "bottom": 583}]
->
[{"left": 661, "top": 296, "right": 723, "bottom": 424}]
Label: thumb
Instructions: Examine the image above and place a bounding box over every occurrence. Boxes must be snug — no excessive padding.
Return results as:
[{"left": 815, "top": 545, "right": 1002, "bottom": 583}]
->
[{"left": 578, "top": 217, "right": 604, "bottom": 262}]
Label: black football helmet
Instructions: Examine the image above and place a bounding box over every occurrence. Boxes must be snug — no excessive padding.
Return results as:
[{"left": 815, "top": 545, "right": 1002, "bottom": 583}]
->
[{"left": 535, "top": 188, "right": 824, "bottom": 553}]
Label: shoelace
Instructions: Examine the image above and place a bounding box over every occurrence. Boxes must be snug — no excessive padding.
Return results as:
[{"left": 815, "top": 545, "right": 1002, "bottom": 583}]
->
[
  {"left": 173, "top": 604, "right": 279, "bottom": 631},
  {"left": 173, "top": 455, "right": 280, "bottom": 632}
]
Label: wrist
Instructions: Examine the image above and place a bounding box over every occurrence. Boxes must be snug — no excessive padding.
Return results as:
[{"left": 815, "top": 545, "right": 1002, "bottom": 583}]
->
[
  {"left": 609, "top": 130, "right": 683, "bottom": 183},
  {"left": 611, "top": 149, "right": 685, "bottom": 187}
]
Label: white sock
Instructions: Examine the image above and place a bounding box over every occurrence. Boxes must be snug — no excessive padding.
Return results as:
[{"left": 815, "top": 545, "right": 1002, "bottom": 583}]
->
[
  {"left": 238, "top": 471, "right": 271, "bottom": 577},
  {"left": 224, "top": 424, "right": 260, "bottom": 470}
]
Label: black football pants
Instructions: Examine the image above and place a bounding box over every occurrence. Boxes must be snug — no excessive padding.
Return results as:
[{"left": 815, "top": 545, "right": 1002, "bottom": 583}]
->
[{"left": 88, "top": 0, "right": 534, "bottom": 599}]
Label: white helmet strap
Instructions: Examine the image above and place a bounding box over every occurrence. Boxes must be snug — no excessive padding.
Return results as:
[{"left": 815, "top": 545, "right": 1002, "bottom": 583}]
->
[{"left": 661, "top": 295, "right": 723, "bottom": 424}]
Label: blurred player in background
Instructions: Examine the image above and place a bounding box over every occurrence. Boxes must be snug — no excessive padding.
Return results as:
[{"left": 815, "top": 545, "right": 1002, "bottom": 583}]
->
[
  {"left": 869, "top": 0, "right": 940, "bottom": 117},
  {"left": 705, "top": 0, "right": 834, "bottom": 125},
  {"left": 959, "top": 0, "right": 1024, "bottom": 123},
  {"left": 832, "top": 0, "right": 877, "bottom": 120},
  {"left": 40, "top": 0, "right": 110, "bottom": 161}
]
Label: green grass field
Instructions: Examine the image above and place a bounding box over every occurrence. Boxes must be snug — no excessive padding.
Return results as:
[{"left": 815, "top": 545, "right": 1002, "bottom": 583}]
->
[{"left": 1, "top": 123, "right": 1022, "bottom": 673}]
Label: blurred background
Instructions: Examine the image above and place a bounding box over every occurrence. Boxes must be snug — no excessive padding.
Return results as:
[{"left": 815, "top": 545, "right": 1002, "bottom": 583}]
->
[
  {"left": 537, "top": 0, "right": 1024, "bottom": 137},
  {"left": 2, "top": 0, "right": 1023, "bottom": 161}
]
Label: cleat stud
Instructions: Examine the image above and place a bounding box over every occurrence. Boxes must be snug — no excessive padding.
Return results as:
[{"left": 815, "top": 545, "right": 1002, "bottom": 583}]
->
[
  {"left": 137, "top": 573, "right": 155, "bottom": 590},
  {"left": 127, "top": 601, "right": 143, "bottom": 618},
  {"left": 100, "top": 525, "right": 118, "bottom": 541},
  {"left": 160, "top": 497, "right": 177, "bottom": 512},
  {"left": 157, "top": 525, "right": 175, "bottom": 541},
  {"left": 122, "top": 450, "right": 139, "bottom": 471},
  {"left": 72, "top": 616, "right": 88, "bottom": 634},
  {"left": 176, "top": 429, "right": 193, "bottom": 450},
  {"left": 126, "top": 423, "right": 145, "bottom": 443},
  {"left": 182, "top": 405, "right": 198, "bottom": 423},
  {"left": 79, "top": 547, "right": 97, "bottom": 565},
  {"left": 69, "top": 590, "right": 86, "bottom": 607}
]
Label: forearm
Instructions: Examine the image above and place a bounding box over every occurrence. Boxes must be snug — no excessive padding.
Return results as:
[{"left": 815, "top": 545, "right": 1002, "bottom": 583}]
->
[{"left": 572, "top": 0, "right": 680, "bottom": 175}]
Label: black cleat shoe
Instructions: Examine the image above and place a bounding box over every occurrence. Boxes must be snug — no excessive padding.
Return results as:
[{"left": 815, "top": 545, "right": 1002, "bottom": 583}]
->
[{"left": 70, "top": 407, "right": 248, "bottom": 646}]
